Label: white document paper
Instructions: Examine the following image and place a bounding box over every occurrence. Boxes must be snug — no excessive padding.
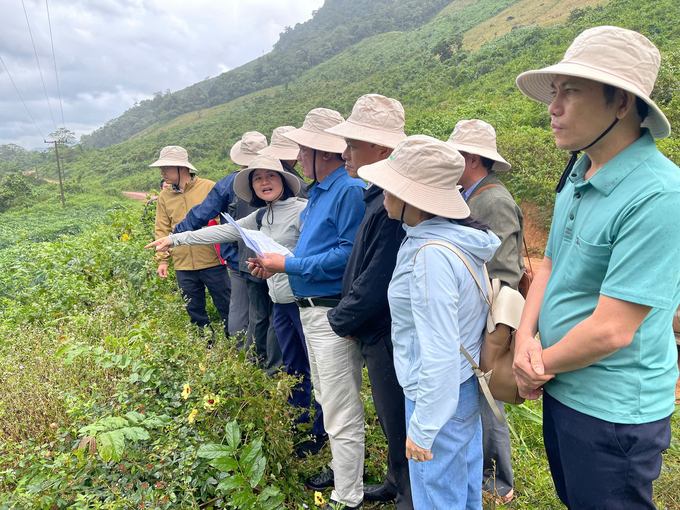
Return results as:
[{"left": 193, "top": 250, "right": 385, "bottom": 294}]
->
[{"left": 221, "top": 212, "right": 293, "bottom": 258}]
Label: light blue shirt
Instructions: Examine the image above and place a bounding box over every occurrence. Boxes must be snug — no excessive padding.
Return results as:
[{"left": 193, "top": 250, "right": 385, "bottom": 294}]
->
[
  {"left": 540, "top": 130, "right": 680, "bottom": 424},
  {"left": 388, "top": 217, "right": 499, "bottom": 448},
  {"left": 285, "top": 165, "right": 366, "bottom": 298}
]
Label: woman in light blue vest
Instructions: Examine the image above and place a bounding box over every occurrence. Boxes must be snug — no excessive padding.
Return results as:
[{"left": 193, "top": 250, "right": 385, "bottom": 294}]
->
[{"left": 358, "top": 135, "right": 500, "bottom": 509}]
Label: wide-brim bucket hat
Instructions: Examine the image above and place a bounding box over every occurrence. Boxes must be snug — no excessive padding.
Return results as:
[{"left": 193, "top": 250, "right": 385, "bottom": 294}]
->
[
  {"left": 258, "top": 126, "right": 300, "bottom": 161},
  {"left": 358, "top": 134, "right": 470, "bottom": 219},
  {"left": 233, "top": 154, "right": 301, "bottom": 202},
  {"left": 325, "top": 94, "right": 407, "bottom": 149},
  {"left": 447, "top": 119, "right": 511, "bottom": 171},
  {"left": 230, "top": 131, "right": 268, "bottom": 166},
  {"left": 282, "top": 108, "right": 347, "bottom": 154},
  {"left": 149, "top": 145, "right": 198, "bottom": 172},
  {"left": 516, "top": 25, "right": 670, "bottom": 139}
]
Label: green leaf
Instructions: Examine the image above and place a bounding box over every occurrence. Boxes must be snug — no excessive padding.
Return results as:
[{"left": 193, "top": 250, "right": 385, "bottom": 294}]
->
[
  {"left": 129, "top": 372, "right": 139, "bottom": 383},
  {"left": 247, "top": 454, "right": 266, "bottom": 488},
  {"left": 216, "top": 474, "right": 245, "bottom": 492},
  {"left": 98, "top": 430, "right": 125, "bottom": 462},
  {"left": 210, "top": 456, "right": 239, "bottom": 472},
  {"left": 227, "top": 487, "right": 253, "bottom": 507},
  {"left": 197, "top": 443, "right": 234, "bottom": 459},
  {"left": 225, "top": 421, "right": 241, "bottom": 450},
  {"left": 99, "top": 416, "right": 128, "bottom": 430},
  {"left": 258, "top": 486, "right": 284, "bottom": 510},
  {"left": 124, "top": 411, "right": 145, "bottom": 424},
  {"left": 119, "top": 426, "right": 150, "bottom": 442},
  {"left": 140, "top": 368, "right": 154, "bottom": 382},
  {"left": 239, "top": 437, "right": 262, "bottom": 472},
  {"left": 141, "top": 414, "right": 171, "bottom": 428}
]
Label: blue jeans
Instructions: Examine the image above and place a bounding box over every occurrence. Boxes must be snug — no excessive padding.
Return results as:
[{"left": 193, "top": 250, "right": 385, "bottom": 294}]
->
[{"left": 405, "top": 376, "right": 483, "bottom": 510}]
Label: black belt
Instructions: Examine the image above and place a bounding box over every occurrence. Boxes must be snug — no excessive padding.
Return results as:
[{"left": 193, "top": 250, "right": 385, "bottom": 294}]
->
[{"left": 295, "top": 295, "right": 342, "bottom": 308}]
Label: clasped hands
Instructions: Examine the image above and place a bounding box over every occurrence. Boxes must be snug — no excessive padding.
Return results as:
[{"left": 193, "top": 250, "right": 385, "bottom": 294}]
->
[{"left": 512, "top": 330, "right": 555, "bottom": 400}]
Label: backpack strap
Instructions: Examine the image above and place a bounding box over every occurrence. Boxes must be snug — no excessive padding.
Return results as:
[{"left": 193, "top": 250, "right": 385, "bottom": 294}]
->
[
  {"left": 414, "top": 240, "right": 505, "bottom": 423},
  {"left": 255, "top": 207, "right": 266, "bottom": 230},
  {"left": 468, "top": 183, "right": 501, "bottom": 201}
]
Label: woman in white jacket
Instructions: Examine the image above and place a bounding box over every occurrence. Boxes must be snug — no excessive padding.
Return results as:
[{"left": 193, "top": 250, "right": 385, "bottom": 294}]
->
[
  {"left": 358, "top": 136, "right": 500, "bottom": 510},
  {"left": 147, "top": 155, "right": 324, "bottom": 440}
]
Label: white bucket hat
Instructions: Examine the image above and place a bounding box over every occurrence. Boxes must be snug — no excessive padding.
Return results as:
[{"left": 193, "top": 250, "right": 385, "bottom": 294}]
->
[
  {"left": 149, "top": 145, "right": 198, "bottom": 172},
  {"left": 325, "top": 94, "right": 407, "bottom": 149},
  {"left": 257, "top": 126, "right": 300, "bottom": 161},
  {"left": 281, "top": 108, "right": 347, "bottom": 154},
  {"left": 447, "top": 119, "right": 511, "bottom": 171},
  {"left": 233, "top": 154, "right": 301, "bottom": 202},
  {"left": 516, "top": 25, "right": 670, "bottom": 139},
  {"left": 230, "top": 131, "right": 268, "bottom": 166},
  {"left": 358, "top": 134, "right": 470, "bottom": 219}
]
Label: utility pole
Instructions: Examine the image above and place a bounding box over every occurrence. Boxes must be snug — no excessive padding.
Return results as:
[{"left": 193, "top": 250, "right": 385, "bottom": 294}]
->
[{"left": 45, "top": 139, "right": 66, "bottom": 209}]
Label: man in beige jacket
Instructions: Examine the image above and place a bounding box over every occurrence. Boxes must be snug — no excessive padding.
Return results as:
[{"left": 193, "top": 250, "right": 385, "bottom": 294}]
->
[{"left": 151, "top": 145, "right": 231, "bottom": 342}]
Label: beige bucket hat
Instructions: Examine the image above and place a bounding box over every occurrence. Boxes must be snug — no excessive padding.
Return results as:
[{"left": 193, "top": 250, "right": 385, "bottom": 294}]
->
[
  {"left": 149, "top": 145, "right": 198, "bottom": 172},
  {"left": 516, "top": 25, "right": 670, "bottom": 139},
  {"left": 447, "top": 119, "right": 511, "bottom": 171},
  {"left": 233, "top": 154, "right": 301, "bottom": 202},
  {"left": 325, "top": 94, "right": 407, "bottom": 149},
  {"left": 230, "top": 131, "right": 268, "bottom": 166},
  {"left": 257, "top": 126, "right": 300, "bottom": 161},
  {"left": 358, "top": 134, "right": 470, "bottom": 219},
  {"left": 281, "top": 108, "right": 347, "bottom": 154}
]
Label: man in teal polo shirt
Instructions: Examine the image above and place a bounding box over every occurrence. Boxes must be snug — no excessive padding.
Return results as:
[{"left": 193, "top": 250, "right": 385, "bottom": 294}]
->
[{"left": 513, "top": 26, "right": 680, "bottom": 509}]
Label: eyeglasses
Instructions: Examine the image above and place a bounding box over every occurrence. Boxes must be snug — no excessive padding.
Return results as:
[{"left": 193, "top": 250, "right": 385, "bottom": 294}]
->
[{"left": 160, "top": 166, "right": 174, "bottom": 172}]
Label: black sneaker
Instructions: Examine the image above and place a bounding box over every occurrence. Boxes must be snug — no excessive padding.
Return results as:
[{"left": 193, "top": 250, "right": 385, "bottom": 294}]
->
[
  {"left": 305, "top": 468, "right": 334, "bottom": 491},
  {"left": 296, "top": 433, "right": 328, "bottom": 458}
]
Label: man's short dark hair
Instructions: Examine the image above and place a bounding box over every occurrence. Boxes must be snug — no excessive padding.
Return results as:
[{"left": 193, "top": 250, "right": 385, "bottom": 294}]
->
[
  {"left": 480, "top": 156, "right": 495, "bottom": 172},
  {"left": 603, "top": 84, "right": 649, "bottom": 122},
  {"left": 248, "top": 171, "right": 296, "bottom": 207},
  {"left": 160, "top": 179, "right": 166, "bottom": 190}
]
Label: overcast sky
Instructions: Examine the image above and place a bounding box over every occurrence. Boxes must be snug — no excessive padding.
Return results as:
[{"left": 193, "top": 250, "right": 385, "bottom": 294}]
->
[{"left": 0, "top": 0, "right": 325, "bottom": 150}]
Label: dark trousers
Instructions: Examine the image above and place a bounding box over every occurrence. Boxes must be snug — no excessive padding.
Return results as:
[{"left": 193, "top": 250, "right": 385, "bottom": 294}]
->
[
  {"left": 228, "top": 271, "right": 249, "bottom": 340},
  {"left": 175, "top": 265, "right": 231, "bottom": 337},
  {"left": 543, "top": 391, "right": 672, "bottom": 510},
  {"left": 273, "top": 302, "right": 325, "bottom": 436},
  {"left": 481, "top": 398, "right": 513, "bottom": 497},
  {"left": 362, "top": 335, "right": 414, "bottom": 510},
  {"left": 245, "top": 279, "right": 281, "bottom": 375}
]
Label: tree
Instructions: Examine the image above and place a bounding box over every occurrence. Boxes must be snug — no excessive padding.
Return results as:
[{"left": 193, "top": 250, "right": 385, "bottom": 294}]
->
[
  {"left": 49, "top": 128, "right": 77, "bottom": 145},
  {"left": 0, "top": 144, "right": 26, "bottom": 161}
]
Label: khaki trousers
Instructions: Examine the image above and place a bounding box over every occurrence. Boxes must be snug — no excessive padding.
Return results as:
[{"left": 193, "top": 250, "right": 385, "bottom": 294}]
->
[{"left": 299, "top": 306, "right": 365, "bottom": 507}]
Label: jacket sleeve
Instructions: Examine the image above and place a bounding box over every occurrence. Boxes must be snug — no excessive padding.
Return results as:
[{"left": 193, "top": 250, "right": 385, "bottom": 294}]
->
[
  {"left": 473, "top": 193, "right": 524, "bottom": 289},
  {"left": 154, "top": 195, "right": 172, "bottom": 266},
  {"left": 408, "top": 246, "right": 463, "bottom": 450},
  {"left": 285, "top": 186, "right": 365, "bottom": 283},
  {"left": 327, "top": 213, "right": 402, "bottom": 338},
  {"left": 174, "top": 177, "right": 233, "bottom": 234},
  {"left": 170, "top": 211, "right": 259, "bottom": 246}
]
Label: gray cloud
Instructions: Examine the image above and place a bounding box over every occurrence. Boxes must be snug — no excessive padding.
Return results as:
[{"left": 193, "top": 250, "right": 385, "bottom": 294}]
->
[{"left": 0, "top": 0, "right": 324, "bottom": 150}]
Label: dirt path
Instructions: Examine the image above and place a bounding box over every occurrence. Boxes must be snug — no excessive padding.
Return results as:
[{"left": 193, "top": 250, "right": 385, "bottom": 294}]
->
[
  {"left": 123, "top": 191, "right": 157, "bottom": 201},
  {"left": 22, "top": 170, "right": 60, "bottom": 185}
]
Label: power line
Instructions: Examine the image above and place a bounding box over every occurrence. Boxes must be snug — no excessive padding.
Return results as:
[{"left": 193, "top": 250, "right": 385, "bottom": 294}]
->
[
  {"left": 0, "top": 54, "right": 46, "bottom": 140},
  {"left": 45, "top": 0, "right": 65, "bottom": 128},
  {"left": 21, "top": 0, "right": 57, "bottom": 131}
]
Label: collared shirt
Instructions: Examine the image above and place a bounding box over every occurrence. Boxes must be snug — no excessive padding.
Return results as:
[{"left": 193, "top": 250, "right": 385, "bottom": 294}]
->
[
  {"left": 539, "top": 130, "right": 680, "bottom": 424},
  {"left": 461, "top": 176, "right": 485, "bottom": 201},
  {"left": 285, "top": 164, "right": 366, "bottom": 298}
]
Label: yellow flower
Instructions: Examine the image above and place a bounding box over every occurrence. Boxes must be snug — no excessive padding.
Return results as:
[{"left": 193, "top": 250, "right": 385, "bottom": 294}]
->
[
  {"left": 181, "top": 384, "right": 191, "bottom": 400},
  {"left": 198, "top": 362, "right": 207, "bottom": 374},
  {"left": 203, "top": 394, "right": 220, "bottom": 411},
  {"left": 314, "top": 491, "right": 326, "bottom": 506},
  {"left": 188, "top": 409, "right": 198, "bottom": 424},
  {"left": 121, "top": 234, "right": 130, "bottom": 242}
]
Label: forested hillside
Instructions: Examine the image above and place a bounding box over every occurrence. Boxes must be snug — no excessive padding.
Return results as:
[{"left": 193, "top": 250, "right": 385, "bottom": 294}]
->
[
  {"left": 78, "top": 0, "right": 470, "bottom": 149},
  {"left": 16, "top": 0, "right": 679, "bottom": 227}
]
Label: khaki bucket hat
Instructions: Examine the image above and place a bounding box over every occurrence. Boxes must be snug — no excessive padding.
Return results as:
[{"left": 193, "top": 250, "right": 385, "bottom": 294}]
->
[
  {"left": 358, "top": 134, "right": 470, "bottom": 219},
  {"left": 281, "top": 108, "right": 347, "bottom": 154},
  {"left": 149, "top": 145, "right": 198, "bottom": 172},
  {"left": 516, "top": 25, "right": 670, "bottom": 139},
  {"left": 325, "top": 94, "right": 407, "bottom": 149},
  {"left": 230, "top": 131, "right": 268, "bottom": 166},
  {"left": 233, "top": 154, "right": 301, "bottom": 202},
  {"left": 257, "top": 126, "right": 300, "bottom": 161},
  {"left": 447, "top": 120, "right": 511, "bottom": 171}
]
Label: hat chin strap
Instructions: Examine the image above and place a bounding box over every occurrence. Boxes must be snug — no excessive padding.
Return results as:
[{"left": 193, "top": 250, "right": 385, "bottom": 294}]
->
[{"left": 555, "top": 117, "right": 619, "bottom": 193}]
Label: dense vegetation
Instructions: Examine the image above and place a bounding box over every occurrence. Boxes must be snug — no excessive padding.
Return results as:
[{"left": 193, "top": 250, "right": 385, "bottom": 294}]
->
[
  {"left": 2, "top": 0, "right": 680, "bottom": 507},
  {"left": 79, "top": 0, "right": 474, "bottom": 149}
]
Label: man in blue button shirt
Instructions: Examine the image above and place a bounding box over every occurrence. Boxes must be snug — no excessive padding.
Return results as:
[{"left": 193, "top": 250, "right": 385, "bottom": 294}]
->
[
  {"left": 253, "top": 108, "right": 366, "bottom": 510},
  {"left": 514, "top": 26, "right": 680, "bottom": 509}
]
